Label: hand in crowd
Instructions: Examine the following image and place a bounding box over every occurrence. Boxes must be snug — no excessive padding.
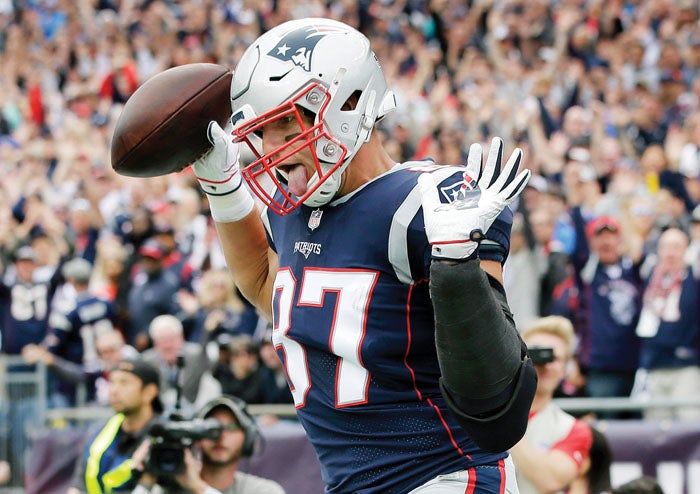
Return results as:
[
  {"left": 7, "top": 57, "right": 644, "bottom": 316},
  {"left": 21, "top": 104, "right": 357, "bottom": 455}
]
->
[
  {"left": 0, "top": 461, "right": 10, "bottom": 486},
  {"left": 21, "top": 344, "right": 55, "bottom": 367}
]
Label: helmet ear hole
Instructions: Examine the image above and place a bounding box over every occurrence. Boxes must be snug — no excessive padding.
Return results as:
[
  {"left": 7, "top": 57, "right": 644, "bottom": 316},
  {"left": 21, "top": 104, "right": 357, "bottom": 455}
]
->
[{"left": 341, "top": 91, "right": 361, "bottom": 112}]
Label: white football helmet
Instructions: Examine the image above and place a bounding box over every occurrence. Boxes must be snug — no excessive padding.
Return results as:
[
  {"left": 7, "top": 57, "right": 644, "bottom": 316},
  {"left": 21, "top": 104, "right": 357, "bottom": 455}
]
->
[{"left": 229, "top": 18, "right": 396, "bottom": 215}]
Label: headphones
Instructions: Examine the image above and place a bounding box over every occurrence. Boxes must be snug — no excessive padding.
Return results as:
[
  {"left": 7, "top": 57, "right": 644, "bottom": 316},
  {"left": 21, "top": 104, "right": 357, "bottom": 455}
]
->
[
  {"left": 227, "top": 395, "right": 259, "bottom": 458},
  {"left": 199, "top": 395, "right": 260, "bottom": 457}
]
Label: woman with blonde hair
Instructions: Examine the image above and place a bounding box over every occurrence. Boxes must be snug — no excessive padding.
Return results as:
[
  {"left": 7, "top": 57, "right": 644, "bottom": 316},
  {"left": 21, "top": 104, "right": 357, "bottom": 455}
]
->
[{"left": 177, "top": 268, "right": 260, "bottom": 344}]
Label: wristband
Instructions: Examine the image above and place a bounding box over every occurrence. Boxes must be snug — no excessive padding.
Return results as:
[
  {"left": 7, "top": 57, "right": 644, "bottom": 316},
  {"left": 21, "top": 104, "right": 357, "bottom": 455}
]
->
[{"left": 206, "top": 184, "right": 255, "bottom": 223}]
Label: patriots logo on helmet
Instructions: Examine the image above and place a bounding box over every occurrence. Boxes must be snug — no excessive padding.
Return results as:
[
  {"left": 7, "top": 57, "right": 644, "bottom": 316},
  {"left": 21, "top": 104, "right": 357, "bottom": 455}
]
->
[{"left": 267, "top": 25, "right": 345, "bottom": 71}]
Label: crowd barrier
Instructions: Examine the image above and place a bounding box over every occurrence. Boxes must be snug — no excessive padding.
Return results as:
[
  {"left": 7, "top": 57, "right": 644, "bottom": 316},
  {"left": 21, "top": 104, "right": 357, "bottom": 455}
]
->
[{"left": 0, "top": 356, "right": 47, "bottom": 490}]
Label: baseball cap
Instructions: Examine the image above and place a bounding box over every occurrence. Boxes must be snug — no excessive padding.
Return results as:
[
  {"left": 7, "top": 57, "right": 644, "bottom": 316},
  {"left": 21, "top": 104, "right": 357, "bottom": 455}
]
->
[
  {"left": 15, "top": 245, "right": 37, "bottom": 262},
  {"left": 61, "top": 257, "right": 93, "bottom": 284},
  {"left": 139, "top": 239, "right": 165, "bottom": 260},
  {"left": 114, "top": 358, "right": 163, "bottom": 413},
  {"left": 197, "top": 395, "right": 250, "bottom": 426},
  {"left": 585, "top": 215, "right": 620, "bottom": 239}
]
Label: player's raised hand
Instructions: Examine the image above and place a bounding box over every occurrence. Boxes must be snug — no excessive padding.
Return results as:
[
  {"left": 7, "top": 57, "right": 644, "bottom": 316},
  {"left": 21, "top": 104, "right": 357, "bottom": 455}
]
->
[
  {"left": 192, "top": 120, "right": 254, "bottom": 222},
  {"left": 193, "top": 121, "right": 242, "bottom": 196},
  {"left": 418, "top": 137, "right": 531, "bottom": 261}
]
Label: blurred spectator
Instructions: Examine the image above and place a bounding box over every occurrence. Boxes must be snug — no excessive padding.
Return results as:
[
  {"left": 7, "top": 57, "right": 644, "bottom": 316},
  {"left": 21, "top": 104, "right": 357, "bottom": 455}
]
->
[
  {"left": 177, "top": 267, "right": 258, "bottom": 344},
  {"left": 149, "top": 222, "right": 197, "bottom": 292},
  {"left": 65, "top": 197, "right": 102, "bottom": 264},
  {"left": 113, "top": 204, "right": 156, "bottom": 255},
  {"left": 214, "top": 334, "right": 266, "bottom": 404},
  {"left": 141, "top": 314, "right": 220, "bottom": 414},
  {"left": 568, "top": 425, "right": 613, "bottom": 494},
  {"left": 0, "top": 246, "right": 59, "bottom": 355},
  {"left": 565, "top": 167, "right": 644, "bottom": 416},
  {"left": 620, "top": 90, "right": 670, "bottom": 158},
  {"left": 171, "top": 185, "right": 210, "bottom": 270},
  {"left": 528, "top": 202, "right": 573, "bottom": 317},
  {"left": 21, "top": 328, "right": 138, "bottom": 407},
  {"left": 47, "top": 257, "right": 117, "bottom": 366},
  {"left": 126, "top": 239, "right": 181, "bottom": 350},
  {"left": 612, "top": 476, "right": 665, "bottom": 494},
  {"left": 259, "top": 333, "right": 293, "bottom": 405},
  {"left": 620, "top": 192, "right": 661, "bottom": 264},
  {"left": 503, "top": 212, "right": 540, "bottom": 330},
  {"left": 89, "top": 236, "right": 131, "bottom": 329},
  {"left": 678, "top": 111, "right": 700, "bottom": 205},
  {"left": 42, "top": 257, "right": 117, "bottom": 406},
  {"left": 67, "top": 358, "right": 163, "bottom": 494},
  {"left": 635, "top": 227, "right": 700, "bottom": 420},
  {"left": 511, "top": 316, "right": 593, "bottom": 494},
  {"left": 29, "top": 231, "right": 63, "bottom": 283},
  {"left": 0, "top": 248, "right": 58, "bottom": 483}
]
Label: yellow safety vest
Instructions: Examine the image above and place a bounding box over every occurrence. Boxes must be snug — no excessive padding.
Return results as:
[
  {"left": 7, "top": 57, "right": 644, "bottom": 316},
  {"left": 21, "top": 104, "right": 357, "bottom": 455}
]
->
[{"left": 85, "top": 413, "right": 134, "bottom": 494}]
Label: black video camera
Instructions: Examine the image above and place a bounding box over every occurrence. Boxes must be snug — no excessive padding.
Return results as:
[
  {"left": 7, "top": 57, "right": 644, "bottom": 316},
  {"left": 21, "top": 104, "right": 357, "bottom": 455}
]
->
[
  {"left": 528, "top": 346, "right": 555, "bottom": 366},
  {"left": 146, "top": 417, "right": 224, "bottom": 477}
]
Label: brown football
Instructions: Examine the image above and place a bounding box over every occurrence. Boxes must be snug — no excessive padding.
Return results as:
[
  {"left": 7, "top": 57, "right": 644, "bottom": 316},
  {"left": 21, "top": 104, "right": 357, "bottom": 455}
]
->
[{"left": 111, "top": 63, "right": 232, "bottom": 177}]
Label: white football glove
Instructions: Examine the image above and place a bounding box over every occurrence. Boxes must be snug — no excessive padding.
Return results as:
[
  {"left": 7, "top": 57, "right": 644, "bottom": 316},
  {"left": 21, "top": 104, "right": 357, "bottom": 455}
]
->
[
  {"left": 192, "top": 120, "right": 254, "bottom": 222},
  {"left": 418, "top": 137, "right": 531, "bottom": 261}
]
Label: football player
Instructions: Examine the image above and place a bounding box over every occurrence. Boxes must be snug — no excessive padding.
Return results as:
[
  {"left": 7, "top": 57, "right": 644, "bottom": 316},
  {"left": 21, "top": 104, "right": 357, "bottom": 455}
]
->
[{"left": 191, "top": 18, "right": 536, "bottom": 494}]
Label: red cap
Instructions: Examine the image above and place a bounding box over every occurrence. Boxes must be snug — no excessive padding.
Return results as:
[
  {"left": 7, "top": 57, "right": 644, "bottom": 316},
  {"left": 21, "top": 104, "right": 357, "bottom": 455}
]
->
[
  {"left": 139, "top": 239, "right": 165, "bottom": 260},
  {"left": 585, "top": 215, "right": 620, "bottom": 239}
]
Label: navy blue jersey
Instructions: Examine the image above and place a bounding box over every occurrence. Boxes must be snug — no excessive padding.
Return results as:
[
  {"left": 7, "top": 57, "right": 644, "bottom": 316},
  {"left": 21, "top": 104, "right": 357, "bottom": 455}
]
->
[
  {"left": 264, "top": 163, "right": 506, "bottom": 494},
  {"left": 0, "top": 276, "right": 56, "bottom": 355},
  {"left": 47, "top": 293, "right": 117, "bottom": 365},
  {"left": 125, "top": 269, "right": 181, "bottom": 344},
  {"left": 639, "top": 270, "right": 700, "bottom": 369}
]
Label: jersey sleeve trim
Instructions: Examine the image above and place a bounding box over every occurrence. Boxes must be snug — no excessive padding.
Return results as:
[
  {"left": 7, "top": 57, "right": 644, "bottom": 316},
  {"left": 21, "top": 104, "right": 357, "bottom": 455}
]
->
[{"left": 389, "top": 165, "right": 465, "bottom": 284}]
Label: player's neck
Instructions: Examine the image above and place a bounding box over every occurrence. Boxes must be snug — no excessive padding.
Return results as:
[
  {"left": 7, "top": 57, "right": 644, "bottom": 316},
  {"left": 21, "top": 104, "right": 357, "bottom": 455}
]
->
[{"left": 337, "top": 135, "right": 396, "bottom": 197}]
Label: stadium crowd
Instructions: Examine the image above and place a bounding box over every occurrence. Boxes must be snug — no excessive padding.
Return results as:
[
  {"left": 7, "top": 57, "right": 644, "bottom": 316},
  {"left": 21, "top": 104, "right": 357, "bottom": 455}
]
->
[{"left": 1, "top": 0, "right": 699, "bottom": 490}]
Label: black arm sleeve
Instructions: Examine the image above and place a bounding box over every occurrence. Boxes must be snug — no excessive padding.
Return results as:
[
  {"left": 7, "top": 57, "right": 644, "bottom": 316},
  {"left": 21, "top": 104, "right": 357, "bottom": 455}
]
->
[{"left": 430, "top": 259, "right": 536, "bottom": 452}]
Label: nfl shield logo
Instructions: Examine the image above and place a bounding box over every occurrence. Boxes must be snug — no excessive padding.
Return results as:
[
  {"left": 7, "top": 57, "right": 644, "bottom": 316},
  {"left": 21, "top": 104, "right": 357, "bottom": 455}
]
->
[{"left": 308, "top": 209, "right": 323, "bottom": 230}]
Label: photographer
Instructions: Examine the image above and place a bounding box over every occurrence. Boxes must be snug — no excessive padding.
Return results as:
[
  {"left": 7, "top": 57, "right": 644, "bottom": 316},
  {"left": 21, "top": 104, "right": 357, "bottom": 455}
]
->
[
  {"left": 510, "top": 316, "right": 594, "bottom": 494},
  {"left": 68, "top": 358, "right": 163, "bottom": 494},
  {"left": 131, "top": 395, "right": 284, "bottom": 494}
]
